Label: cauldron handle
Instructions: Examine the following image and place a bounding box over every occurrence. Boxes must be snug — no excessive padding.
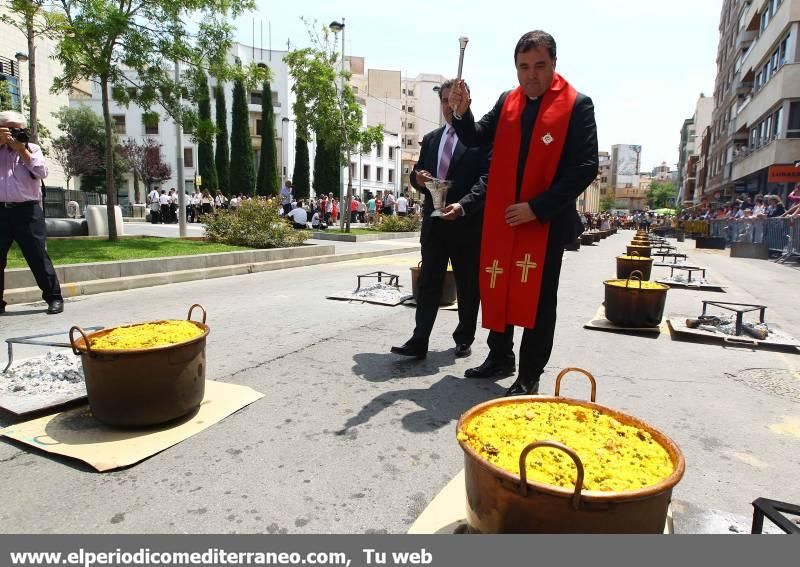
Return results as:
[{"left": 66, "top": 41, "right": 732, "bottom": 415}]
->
[
  {"left": 554, "top": 367, "right": 597, "bottom": 402},
  {"left": 69, "top": 326, "right": 91, "bottom": 356},
  {"left": 626, "top": 271, "right": 644, "bottom": 289},
  {"left": 188, "top": 304, "right": 207, "bottom": 324},
  {"left": 518, "top": 441, "right": 584, "bottom": 510}
]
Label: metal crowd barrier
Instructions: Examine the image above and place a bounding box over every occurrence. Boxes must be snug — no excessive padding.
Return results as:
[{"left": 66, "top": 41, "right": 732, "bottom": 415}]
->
[{"left": 708, "top": 218, "right": 800, "bottom": 257}]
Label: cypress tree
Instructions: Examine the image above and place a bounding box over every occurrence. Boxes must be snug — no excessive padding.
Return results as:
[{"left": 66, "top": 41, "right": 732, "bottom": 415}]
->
[
  {"left": 292, "top": 136, "right": 310, "bottom": 200},
  {"left": 313, "top": 139, "right": 325, "bottom": 197},
  {"left": 229, "top": 78, "right": 255, "bottom": 195},
  {"left": 256, "top": 81, "right": 279, "bottom": 196},
  {"left": 214, "top": 82, "right": 230, "bottom": 195},
  {"left": 197, "top": 72, "right": 218, "bottom": 191}
]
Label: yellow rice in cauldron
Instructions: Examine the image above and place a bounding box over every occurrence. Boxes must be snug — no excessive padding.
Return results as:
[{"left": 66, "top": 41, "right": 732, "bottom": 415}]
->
[
  {"left": 458, "top": 402, "right": 673, "bottom": 492},
  {"left": 605, "top": 280, "right": 666, "bottom": 290},
  {"left": 89, "top": 321, "right": 204, "bottom": 351}
]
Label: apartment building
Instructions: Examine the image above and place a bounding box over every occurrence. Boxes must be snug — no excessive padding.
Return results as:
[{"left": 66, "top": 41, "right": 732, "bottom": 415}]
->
[
  {"left": 69, "top": 42, "right": 292, "bottom": 205},
  {"left": 677, "top": 94, "right": 714, "bottom": 204},
  {"left": 706, "top": 0, "right": 800, "bottom": 202}
]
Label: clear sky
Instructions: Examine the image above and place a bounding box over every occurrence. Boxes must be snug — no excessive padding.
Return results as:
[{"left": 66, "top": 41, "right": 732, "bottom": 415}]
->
[{"left": 234, "top": 0, "right": 722, "bottom": 171}]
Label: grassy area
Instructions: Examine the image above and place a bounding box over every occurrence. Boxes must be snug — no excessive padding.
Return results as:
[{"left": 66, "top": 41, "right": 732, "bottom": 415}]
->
[{"left": 6, "top": 237, "right": 249, "bottom": 269}]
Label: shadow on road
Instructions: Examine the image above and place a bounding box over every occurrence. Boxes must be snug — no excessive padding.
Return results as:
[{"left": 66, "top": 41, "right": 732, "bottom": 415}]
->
[
  {"left": 351, "top": 351, "right": 457, "bottom": 382},
  {"left": 337, "top": 374, "right": 506, "bottom": 435}
]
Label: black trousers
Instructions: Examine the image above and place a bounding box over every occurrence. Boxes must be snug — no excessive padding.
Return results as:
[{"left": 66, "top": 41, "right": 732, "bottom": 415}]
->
[
  {"left": 0, "top": 203, "right": 62, "bottom": 308},
  {"left": 411, "top": 219, "right": 481, "bottom": 348},
  {"left": 486, "top": 231, "right": 565, "bottom": 379}
]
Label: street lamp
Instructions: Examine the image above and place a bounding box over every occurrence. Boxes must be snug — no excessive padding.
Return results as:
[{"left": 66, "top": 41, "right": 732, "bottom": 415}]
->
[
  {"left": 394, "top": 144, "right": 401, "bottom": 198},
  {"left": 14, "top": 52, "right": 28, "bottom": 117},
  {"left": 329, "top": 18, "right": 353, "bottom": 231},
  {"left": 281, "top": 117, "right": 291, "bottom": 184}
]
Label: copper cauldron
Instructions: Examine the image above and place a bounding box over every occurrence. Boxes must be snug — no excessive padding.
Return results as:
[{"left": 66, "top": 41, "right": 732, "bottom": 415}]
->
[
  {"left": 457, "top": 368, "right": 685, "bottom": 533},
  {"left": 70, "top": 305, "right": 209, "bottom": 428}
]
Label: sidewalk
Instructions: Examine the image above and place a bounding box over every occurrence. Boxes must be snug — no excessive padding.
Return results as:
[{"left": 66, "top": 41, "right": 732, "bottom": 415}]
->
[{"left": 6, "top": 235, "right": 421, "bottom": 305}]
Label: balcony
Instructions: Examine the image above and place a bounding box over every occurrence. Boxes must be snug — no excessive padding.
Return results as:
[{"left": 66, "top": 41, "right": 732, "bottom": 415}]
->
[
  {"left": 736, "top": 28, "right": 757, "bottom": 51},
  {"left": 734, "top": 77, "right": 753, "bottom": 95},
  {"left": 732, "top": 138, "right": 800, "bottom": 180},
  {"left": 736, "top": 63, "right": 800, "bottom": 129},
  {"left": 740, "top": 0, "right": 800, "bottom": 76}
]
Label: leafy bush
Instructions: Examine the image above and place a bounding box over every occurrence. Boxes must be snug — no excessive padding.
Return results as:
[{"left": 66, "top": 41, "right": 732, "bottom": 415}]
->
[
  {"left": 373, "top": 214, "right": 421, "bottom": 233},
  {"left": 203, "top": 199, "right": 309, "bottom": 248}
]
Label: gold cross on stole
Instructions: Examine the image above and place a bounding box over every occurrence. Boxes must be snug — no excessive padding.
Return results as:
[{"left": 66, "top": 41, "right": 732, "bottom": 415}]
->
[
  {"left": 515, "top": 254, "right": 538, "bottom": 283},
  {"left": 485, "top": 260, "right": 504, "bottom": 289}
]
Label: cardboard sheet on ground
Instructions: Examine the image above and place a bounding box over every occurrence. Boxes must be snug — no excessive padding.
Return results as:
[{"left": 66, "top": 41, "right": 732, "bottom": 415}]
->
[
  {"left": 584, "top": 305, "right": 666, "bottom": 334},
  {"left": 402, "top": 298, "right": 459, "bottom": 312},
  {"left": 407, "top": 469, "right": 672, "bottom": 534},
  {"left": 0, "top": 380, "right": 263, "bottom": 472},
  {"left": 667, "top": 316, "right": 800, "bottom": 350},
  {"left": 656, "top": 280, "right": 726, "bottom": 292},
  {"left": 326, "top": 288, "right": 413, "bottom": 306}
]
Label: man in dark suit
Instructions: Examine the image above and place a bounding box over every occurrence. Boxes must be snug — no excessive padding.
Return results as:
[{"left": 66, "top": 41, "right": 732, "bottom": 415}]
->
[
  {"left": 449, "top": 30, "right": 598, "bottom": 396},
  {"left": 391, "top": 80, "right": 489, "bottom": 360}
]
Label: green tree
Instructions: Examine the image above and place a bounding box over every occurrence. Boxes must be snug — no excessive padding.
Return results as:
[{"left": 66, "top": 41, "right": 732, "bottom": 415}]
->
[
  {"left": 52, "top": 0, "right": 260, "bottom": 240},
  {"left": 648, "top": 181, "right": 678, "bottom": 209},
  {"left": 229, "top": 78, "right": 255, "bottom": 195},
  {"left": 214, "top": 82, "right": 230, "bottom": 195},
  {"left": 52, "top": 105, "right": 122, "bottom": 192},
  {"left": 0, "top": 81, "right": 16, "bottom": 111},
  {"left": 600, "top": 194, "right": 616, "bottom": 212},
  {"left": 256, "top": 80, "right": 279, "bottom": 196},
  {"left": 1, "top": 0, "right": 66, "bottom": 143},
  {"left": 292, "top": 136, "right": 310, "bottom": 200},
  {"left": 313, "top": 139, "right": 339, "bottom": 197},
  {"left": 195, "top": 71, "right": 218, "bottom": 192},
  {"left": 285, "top": 19, "right": 383, "bottom": 229}
]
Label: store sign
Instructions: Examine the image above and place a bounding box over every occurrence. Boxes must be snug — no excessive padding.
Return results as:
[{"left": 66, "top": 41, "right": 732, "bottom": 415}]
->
[{"left": 767, "top": 165, "right": 800, "bottom": 183}]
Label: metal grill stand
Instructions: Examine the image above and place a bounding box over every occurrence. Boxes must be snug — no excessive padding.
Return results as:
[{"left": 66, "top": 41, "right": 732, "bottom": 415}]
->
[
  {"left": 355, "top": 271, "right": 400, "bottom": 292},
  {"left": 701, "top": 301, "right": 766, "bottom": 337}
]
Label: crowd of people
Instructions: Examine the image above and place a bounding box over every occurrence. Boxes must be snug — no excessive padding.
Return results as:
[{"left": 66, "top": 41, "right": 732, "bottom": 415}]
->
[
  {"left": 677, "top": 188, "right": 800, "bottom": 221},
  {"left": 279, "top": 182, "right": 423, "bottom": 230},
  {"left": 144, "top": 179, "right": 424, "bottom": 230}
]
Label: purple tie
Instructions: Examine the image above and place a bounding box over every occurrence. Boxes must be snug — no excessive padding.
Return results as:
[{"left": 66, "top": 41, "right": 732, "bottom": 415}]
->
[{"left": 437, "top": 128, "right": 456, "bottom": 179}]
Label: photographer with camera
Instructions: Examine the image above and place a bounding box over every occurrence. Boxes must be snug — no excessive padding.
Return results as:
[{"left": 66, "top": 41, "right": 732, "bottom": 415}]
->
[{"left": 0, "top": 111, "right": 63, "bottom": 315}]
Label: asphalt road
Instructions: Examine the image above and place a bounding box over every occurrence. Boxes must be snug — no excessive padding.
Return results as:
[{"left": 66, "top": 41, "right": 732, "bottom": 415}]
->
[{"left": 1, "top": 231, "right": 798, "bottom": 534}]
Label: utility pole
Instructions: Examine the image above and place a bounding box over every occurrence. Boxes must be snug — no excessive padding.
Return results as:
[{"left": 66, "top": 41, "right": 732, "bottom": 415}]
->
[{"left": 174, "top": 25, "right": 186, "bottom": 237}]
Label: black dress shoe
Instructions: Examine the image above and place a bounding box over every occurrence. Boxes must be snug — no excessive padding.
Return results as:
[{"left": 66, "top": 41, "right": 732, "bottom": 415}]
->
[
  {"left": 465, "top": 355, "right": 515, "bottom": 379},
  {"left": 46, "top": 299, "right": 64, "bottom": 315},
  {"left": 0, "top": 305, "right": 5, "bottom": 314},
  {"left": 390, "top": 341, "right": 427, "bottom": 360},
  {"left": 505, "top": 376, "right": 540, "bottom": 397},
  {"left": 454, "top": 344, "right": 472, "bottom": 358}
]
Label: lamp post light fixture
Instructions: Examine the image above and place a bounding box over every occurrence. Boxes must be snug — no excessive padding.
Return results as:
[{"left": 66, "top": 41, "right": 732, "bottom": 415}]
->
[{"left": 281, "top": 116, "right": 291, "bottom": 184}]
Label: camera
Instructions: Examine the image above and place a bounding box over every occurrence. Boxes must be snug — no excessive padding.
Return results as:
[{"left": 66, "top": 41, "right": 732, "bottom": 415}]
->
[{"left": 9, "top": 127, "right": 30, "bottom": 144}]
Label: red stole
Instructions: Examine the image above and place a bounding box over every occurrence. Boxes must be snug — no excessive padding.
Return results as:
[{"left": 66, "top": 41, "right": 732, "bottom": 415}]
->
[{"left": 480, "top": 74, "right": 577, "bottom": 331}]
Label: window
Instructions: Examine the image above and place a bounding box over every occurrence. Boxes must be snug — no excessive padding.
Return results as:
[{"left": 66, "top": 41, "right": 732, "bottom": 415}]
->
[
  {"left": 184, "top": 147, "right": 194, "bottom": 168},
  {"left": 401, "top": 104, "right": 406, "bottom": 111},
  {"left": 388, "top": 146, "right": 394, "bottom": 160},
  {"left": 408, "top": 122, "right": 415, "bottom": 130},
  {"left": 402, "top": 88, "right": 406, "bottom": 95},
  {"left": 408, "top": 106, "right": 414, "bottom": 113},
  {"left": 601, "top": 176, "right": 608, "bottom": 183},
  {"left": 773, "top": 107, "right": 783, "bottom": 137},
  {"left": 143, "top": 112, "right": 159, "bottom": 135},
  {"left": 388, "top": 169, "right": 394, "bottom": 183},
  {"left": 350, "top": 162, "right": 357, "bottom": 178},
  {"left": 112, "top": 115, "right": 126, "bottom": 134},
  {"left": 256, "top": 119, "right": 263, "bottom": 136},
  {"left": 407, "top": 89, "right": 414, "bottom": 97},
  {"left": 788, "top": 102, "right": 800, "bottom": 139},
  {"left": 403, "top": 165, "right": 410, "bottom": 174},
  {"left": 376, "top": 144, "right": 383, "bottom": 158},
  {"left": 127, "top": 87, "right": 137, "bottom": 98},
  {"left": 363, "top": 164, "right": 370, "bottom": 180},
  {"left": 376, "top": 167, "right": 383, "bottom": 182},
  {"left": 250, "top": 91, "right": 263, "bottom": 105}
]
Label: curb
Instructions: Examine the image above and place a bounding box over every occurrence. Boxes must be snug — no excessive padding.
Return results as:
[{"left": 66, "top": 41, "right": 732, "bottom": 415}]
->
[{"left": 5, "top": 245, "right": 421, "bottom": 305}]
